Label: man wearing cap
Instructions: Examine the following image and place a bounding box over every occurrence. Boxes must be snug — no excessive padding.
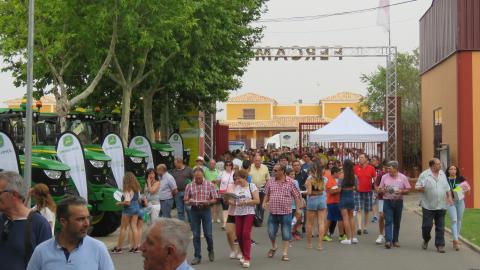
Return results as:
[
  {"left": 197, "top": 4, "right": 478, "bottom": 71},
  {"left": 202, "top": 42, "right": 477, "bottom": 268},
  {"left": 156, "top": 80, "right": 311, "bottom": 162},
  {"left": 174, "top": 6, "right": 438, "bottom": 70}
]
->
[{"left": 194, "top": 156, "right": 207, "bottom": 172}]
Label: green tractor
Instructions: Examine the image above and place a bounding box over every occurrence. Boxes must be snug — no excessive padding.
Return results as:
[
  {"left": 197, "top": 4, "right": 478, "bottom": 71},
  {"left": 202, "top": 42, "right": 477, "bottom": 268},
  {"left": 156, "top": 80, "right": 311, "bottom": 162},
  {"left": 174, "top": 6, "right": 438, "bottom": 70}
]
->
[
  {"left": 1, "top": 107, "right": 123, "bottom": 236},
  {"left": 0, "top": 110, "right": 71, "bottom": 203},
  {"left": 96, "top": 110, "right": 176, "bottom": 171},
  {"left": 69, "top": 109, "right": 149, "bottom": 189}
]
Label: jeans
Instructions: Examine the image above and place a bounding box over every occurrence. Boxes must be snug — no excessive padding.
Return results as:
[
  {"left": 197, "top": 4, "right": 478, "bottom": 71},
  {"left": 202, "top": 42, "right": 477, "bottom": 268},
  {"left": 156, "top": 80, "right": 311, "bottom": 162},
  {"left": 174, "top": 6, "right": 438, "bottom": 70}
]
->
[
  {"left": 190, "top": 207, "right": 214, "bottom": 259},
  {"left": 175, "top": 191, "right": 190, "bottom": 221},
  {"left": 160, "top": 198, "right": 174, "bottom": 218},
  {"left": 383, "top": 199, "right": 403, "bottom": 243},
  {"left": 422, "top": 208, "right": 446, "bottom": 247},
  {"left": 447, "top": 200, "right": 465, "bottom": 241},
  {"left": 235, "top": 215, "right": 254, "bottom": 261},
  {"left": 268, "top": 214, "right": 293, "bottom": 241}
]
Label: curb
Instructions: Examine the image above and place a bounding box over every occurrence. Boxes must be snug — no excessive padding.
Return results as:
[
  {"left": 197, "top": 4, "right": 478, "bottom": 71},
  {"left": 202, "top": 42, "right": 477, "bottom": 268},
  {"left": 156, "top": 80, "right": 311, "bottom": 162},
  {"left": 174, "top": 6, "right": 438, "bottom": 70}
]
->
[{"left": 407, "top": 207, "right": 480, "bottom": 254}]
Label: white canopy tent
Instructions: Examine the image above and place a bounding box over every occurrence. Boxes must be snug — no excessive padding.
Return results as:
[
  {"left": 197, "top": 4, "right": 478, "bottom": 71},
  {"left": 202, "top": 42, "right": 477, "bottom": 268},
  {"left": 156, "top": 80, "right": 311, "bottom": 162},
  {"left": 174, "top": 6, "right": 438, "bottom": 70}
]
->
[{"left": 309, "top": 108, "right": 388, "bottom": 143}]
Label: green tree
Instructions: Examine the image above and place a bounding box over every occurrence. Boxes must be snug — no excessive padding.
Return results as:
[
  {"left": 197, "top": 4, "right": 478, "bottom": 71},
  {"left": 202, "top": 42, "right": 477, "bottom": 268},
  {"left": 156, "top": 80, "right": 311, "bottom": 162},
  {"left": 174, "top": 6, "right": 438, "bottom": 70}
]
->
[
  {"left": 360, "top": 50, "right": 421, "bottom": 123},
  {"left": 143, "top": 0, "right": 266, "bottom": 141},
  {"left": 0, "top": 0, "right": 117, "bottom": 131},
  {"left": 361, "top": 50, "right": 421, "bottom": 167}
]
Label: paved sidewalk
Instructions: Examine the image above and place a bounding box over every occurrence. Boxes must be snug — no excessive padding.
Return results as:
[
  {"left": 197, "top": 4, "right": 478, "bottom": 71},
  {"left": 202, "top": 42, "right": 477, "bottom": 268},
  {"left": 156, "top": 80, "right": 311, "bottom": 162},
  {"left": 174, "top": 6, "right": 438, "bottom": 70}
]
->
[{"left": 107, "top": 196, "right": 480, "bottom": 270}]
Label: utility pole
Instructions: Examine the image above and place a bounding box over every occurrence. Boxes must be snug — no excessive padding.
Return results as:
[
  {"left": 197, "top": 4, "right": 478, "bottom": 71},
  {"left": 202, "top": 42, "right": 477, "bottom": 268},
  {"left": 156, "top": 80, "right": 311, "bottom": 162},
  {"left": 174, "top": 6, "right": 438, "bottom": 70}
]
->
[{"left": 24, "top": 0, "right": 35, "bottom": 203}]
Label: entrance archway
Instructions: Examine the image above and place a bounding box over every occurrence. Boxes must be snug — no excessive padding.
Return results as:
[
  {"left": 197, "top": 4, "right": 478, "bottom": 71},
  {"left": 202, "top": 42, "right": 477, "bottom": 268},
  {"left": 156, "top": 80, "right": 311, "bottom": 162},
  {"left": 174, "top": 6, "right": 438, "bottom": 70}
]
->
[{"left": 253, "top": 46, "right": 398, "bottom": 160}]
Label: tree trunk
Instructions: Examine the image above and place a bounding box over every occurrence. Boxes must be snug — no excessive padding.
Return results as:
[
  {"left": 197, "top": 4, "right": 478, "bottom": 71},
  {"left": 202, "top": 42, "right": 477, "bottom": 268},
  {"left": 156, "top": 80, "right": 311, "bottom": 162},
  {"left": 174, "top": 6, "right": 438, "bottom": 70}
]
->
[
  {"left": 143, "top": 90, "right": 155, "bottom": 142},
  {"left": 120, "top": 85, "right": 133, "bottom": 145},
  {"left": 56, "top": 94, "right": 69, "bottom": 133},
  {"left": 160, "top": 91, "right": 170, "bottom": 142}
]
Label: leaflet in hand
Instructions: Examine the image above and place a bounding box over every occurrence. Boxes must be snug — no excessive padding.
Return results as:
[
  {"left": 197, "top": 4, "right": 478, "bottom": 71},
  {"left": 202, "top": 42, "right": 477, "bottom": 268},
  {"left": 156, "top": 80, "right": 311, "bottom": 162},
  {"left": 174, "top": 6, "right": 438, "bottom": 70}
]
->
[{"left": 223, "top": 192, "right": 240, "bottom": 201}]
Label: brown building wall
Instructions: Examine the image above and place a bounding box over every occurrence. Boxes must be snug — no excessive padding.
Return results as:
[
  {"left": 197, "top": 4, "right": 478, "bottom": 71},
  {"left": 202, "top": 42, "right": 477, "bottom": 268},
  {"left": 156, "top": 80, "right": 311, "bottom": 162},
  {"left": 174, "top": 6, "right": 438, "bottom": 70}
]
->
[
  {"left": 457, "top": 0, "right": 480, "bottom": 50},
  {"left": 420, "top": 0, "right": 480, "bottom": 74},
  {"left": 421, "top": 54, "right": 458, "bottom": 169}
]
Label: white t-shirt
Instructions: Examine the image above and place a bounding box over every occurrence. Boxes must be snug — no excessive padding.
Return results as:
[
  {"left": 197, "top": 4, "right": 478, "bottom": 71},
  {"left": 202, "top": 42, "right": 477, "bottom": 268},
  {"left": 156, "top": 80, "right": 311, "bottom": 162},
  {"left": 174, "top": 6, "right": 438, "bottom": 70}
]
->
[
  {"left": 232, "top": 183, "right": 257, "bottom": 216},
  {"left": 33, "top": 205, "right": 55, "bottom": 235},
  {"left": 218, "top": 171, "right": 234, "bottom": 193}
]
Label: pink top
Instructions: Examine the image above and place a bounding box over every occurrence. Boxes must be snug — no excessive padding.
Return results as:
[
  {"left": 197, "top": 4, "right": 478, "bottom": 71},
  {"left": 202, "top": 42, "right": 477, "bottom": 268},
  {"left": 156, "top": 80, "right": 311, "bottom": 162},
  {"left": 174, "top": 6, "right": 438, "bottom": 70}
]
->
[{"left": 379, "top": 172, "right": 411, "bottom": 200}]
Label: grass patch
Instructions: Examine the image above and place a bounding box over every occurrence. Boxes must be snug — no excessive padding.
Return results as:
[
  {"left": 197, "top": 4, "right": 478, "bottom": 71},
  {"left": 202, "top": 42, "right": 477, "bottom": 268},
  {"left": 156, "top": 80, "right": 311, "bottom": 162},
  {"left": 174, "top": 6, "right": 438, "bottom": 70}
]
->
[{"left": 445, "top": 208, "right": 480, "bottom": 247}]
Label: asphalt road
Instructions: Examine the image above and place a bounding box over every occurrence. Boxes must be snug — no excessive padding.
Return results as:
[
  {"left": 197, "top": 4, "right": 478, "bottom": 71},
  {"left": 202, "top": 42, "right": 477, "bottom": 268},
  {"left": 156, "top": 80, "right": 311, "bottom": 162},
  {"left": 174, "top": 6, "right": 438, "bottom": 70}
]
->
[{"left": 105, "top": 206, "right": 480, "bottom": 270}]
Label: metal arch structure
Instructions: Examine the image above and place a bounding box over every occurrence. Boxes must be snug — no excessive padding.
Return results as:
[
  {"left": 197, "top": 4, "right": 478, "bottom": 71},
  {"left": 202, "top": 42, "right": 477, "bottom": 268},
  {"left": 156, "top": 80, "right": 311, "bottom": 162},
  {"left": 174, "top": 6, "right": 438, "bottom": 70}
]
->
[{"left": 252, "top": 46, "right": 398, "bottom": 161}]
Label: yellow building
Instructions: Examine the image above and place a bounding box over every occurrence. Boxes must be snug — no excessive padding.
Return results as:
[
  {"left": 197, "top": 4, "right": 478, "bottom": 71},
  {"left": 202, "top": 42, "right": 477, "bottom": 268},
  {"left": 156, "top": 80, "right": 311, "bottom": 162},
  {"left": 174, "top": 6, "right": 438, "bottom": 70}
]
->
[
  {"left": 221, "top": 92, "right": 365, "bottom": 149},
  {"left": 4, "top": 95, "right": 57, "bottom": 113}
]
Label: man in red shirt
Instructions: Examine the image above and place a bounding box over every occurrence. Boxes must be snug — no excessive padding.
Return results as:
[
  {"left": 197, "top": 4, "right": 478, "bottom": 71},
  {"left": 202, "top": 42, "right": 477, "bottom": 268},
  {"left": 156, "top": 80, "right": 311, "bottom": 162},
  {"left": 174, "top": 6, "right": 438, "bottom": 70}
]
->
[{"left": 354, "top": 153, "right": 377, "bottom": 235}]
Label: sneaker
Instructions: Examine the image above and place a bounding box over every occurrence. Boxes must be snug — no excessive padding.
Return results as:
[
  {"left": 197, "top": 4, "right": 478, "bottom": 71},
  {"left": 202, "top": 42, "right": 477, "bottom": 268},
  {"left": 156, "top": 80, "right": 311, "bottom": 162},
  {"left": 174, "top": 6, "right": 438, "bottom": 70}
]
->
[
  {"left": 242, "top": 261, "right": 250, "bottom": 268},
  {"left": 239, "top": 257, "right": 245, "bottom": 264},
  {"left": 385, "top": 242, "right": 392, "bottom": 249},
  {"left": 234, "top": 239, "right": 239, "bottom": 245},
  {"left": 293, "top": 233, "right": 301, "bottom": 241},
  {"left": 229, "top": 251, "right": 237, "bottom": 259},
  {"left": 352, "top": 238, "right": 359, "bottom": 244},
  {"left": 208, "top": 250, "right": 215, "bottom": 262},
  {"left": 251, "top": 239, "right": 257, "bottom": 246},
  {"left": 216, "top": 219, "right": 222, "bottom": 223},
  {"left": 323, "top": 235, "right": 333, "bottom": 242},
  {"left": 357, "top": 229, "right": 362, "bottom": 236},
  {"left": 236, "top": 253, "right": 243, "bottom": 260},
  {"left": 191, "top": 257, "right": 201, "bottom": 265},
  {"left": 339, "top": 234, "right": 347, "bottom": 241},
  {"left": 422, "top": 241, "right": 429, "bottom": 250},
  {"left": 375, "top": 235, "right": 385, "bottom": 245},
  {"left": 111, "top": 247, "right": 123, "bottom": 254},
  {"left": 363, "top": 229, "right": 368, "bottom": 235},
  {"left": 371, "top": 216, "right": 378, "bottom": 223},
  {"left": 340, "top": 239, "right": 352, "bottom": 245}
]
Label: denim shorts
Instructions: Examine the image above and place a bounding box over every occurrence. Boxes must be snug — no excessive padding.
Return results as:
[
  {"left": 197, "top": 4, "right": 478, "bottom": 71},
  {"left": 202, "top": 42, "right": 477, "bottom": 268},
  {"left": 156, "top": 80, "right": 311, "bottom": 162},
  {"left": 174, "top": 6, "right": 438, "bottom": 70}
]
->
[
  {"left": 268, "top": 214, "right": 293, "bottom": 241},
  {"left": 327, "top": 203, "right": 342, "bottom": 221},
  {"left": 339, "top": 190, "right": 355, "bottom": 210},
  {"left": 306, "top": 195, "right": 327, "bottom": 211},
  {"left": 123, "top": 206, "right": 141, "bottom": 216}
]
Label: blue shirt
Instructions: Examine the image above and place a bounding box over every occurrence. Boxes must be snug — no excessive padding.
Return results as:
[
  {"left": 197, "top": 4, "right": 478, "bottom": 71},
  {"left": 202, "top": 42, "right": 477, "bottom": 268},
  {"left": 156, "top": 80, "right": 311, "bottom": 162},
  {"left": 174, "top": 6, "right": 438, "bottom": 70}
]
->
[
  {"left": 26, "top": 235, "right": 114, "bottom": 270},
  {"left": 0, "top": 212, "right": 52, "bottom": 270},
  {"left": 177, "top": 260, "right": 195, "bottom": 270}
]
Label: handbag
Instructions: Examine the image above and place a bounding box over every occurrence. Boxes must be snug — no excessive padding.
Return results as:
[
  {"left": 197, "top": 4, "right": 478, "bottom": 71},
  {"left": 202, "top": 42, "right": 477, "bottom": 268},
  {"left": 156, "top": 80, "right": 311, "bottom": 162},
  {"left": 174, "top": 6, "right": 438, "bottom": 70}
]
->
[{"left": 248, "top": 184, "right": 263, "bottom": 227}]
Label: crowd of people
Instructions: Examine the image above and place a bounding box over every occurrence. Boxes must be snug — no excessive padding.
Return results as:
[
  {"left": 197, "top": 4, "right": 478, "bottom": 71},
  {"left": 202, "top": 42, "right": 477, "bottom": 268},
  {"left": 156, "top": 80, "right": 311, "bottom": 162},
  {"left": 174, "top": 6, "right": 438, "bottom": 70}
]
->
[
  {"left": 0, "top": 145, "right": 472, "bottom": 270},
  {"left": 104, "top": 146, "right": 471, "bottom": 269}
]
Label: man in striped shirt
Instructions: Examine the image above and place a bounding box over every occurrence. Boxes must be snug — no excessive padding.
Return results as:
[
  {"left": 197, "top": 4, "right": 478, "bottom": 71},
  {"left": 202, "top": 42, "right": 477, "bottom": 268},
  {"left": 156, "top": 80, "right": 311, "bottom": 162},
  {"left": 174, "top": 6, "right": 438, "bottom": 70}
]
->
[{"left": 184, "top": 168, "right": 218, "bottom": 265}]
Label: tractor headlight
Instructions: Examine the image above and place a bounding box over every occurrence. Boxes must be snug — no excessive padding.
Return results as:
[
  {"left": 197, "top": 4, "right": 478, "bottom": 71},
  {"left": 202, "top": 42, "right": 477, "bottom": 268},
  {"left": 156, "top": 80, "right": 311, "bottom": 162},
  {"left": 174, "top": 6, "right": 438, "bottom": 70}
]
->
[
  {"left": 107, "top": 161, "right": 112, "bottom": 167},
  {"left": 160, "top": 151, "right": 169, "bottom": 157},
  {"left": 65, "top": 171, "right": 71, "bottom": 179},
  {"left": 89, "top": 160, "right": 105, "bottom": 168},
  {"left": 130, "top": 157, "right": 143, "bottom": 164},
  {"left": 43, "top": 170, "right": 62, "bottom": 179}
]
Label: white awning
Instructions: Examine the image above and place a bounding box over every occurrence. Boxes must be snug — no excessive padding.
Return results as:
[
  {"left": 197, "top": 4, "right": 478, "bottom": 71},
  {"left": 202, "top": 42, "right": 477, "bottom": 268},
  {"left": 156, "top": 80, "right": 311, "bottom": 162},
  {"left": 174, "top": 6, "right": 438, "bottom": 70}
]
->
[{"left": 309, "top": 108, "right": 388, "bottom": 143}]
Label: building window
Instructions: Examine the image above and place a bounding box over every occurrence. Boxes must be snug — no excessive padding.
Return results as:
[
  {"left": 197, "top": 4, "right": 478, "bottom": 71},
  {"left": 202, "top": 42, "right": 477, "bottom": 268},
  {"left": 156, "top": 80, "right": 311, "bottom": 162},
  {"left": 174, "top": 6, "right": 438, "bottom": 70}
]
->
[
  {"left": 243, "top": 109, "right": 255, "bottom": 119},
  {"left": 433, "top": 108, "right": 442, "bottom": 155}
]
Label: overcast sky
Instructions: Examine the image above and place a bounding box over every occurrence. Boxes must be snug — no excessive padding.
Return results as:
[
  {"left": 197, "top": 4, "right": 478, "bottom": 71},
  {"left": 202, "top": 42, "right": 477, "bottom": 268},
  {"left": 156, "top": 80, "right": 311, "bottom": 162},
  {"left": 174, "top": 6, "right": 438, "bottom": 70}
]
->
[{"left": 0, "top": 0, "right": 433, "bottom": 119}]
